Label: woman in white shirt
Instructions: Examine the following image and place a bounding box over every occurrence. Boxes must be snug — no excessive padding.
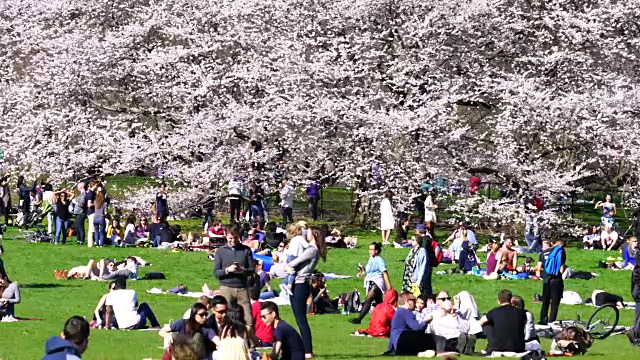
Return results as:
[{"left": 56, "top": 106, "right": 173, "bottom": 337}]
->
[
  {"left": 424, "top": 193, "right": 438, "bottom": 224},
  {"left": 380, "top": 191, "right": 395, "bottom": 245}
]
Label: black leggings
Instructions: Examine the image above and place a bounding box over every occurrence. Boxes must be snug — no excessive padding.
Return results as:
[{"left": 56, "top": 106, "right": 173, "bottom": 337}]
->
[{"left": 355, "top": 282, "right": 383, "bottom": 322}]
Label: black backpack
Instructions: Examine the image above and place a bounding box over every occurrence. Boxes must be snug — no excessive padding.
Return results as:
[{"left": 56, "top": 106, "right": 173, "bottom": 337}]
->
[{"left": 340, "top": 290, "right": 361, "bottom": 314}]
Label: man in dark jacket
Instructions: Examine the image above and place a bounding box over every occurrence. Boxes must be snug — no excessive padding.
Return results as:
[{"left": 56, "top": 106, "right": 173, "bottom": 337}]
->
[
  {"left": 213, "top": 227, "right": 255, "bottom": 328},
  {"left": 632, "top": 251, "right": 640, "bottom": 325},
  {"left": 42, "top": 316, "right": 90, "bottom": 359}
]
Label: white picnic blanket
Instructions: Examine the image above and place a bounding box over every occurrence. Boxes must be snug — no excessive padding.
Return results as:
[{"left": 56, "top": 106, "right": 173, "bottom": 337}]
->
[{"left": 146, "top": 288, "right": 291, "bottom": 306}]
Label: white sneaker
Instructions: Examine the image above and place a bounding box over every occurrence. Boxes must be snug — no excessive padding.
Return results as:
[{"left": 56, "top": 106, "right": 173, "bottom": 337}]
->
[{"left": 417, "top": 350, "right": 435, "bottom": 357}]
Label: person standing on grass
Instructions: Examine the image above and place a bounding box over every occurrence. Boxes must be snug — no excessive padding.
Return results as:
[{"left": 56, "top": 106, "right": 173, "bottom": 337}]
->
[
  {"left": 17, "top": 176, "right": 36, "bottom": 231},
  {"left": 280, "top": 179, "right": 295, "bottom": 227},
  {"left": 306, "top": 177, "right": 321, "bottom": 221},
  {"left": 286, "top": 226, "right": 327, "bottom": 358},
  {"left": 350, "top": 241, "right": 392, "bottom": 324},
  {"left": 53, "top": 189, "right": 74, "bottom": 245},
  {"left": 228, "top": 176, "right": 244, "bottom": 224},
  {"left": 72, "top": 182, "right": 87, "bottom": 245},
  {"left": 41, "top": 316, "right": 90, "bottom": 360},
  {"left": 213, "top": 227, "right": 255, "bottom": 331},
  {"left": 539, "top": 240, "right": 566, "bottom": 325},
  {"left": 260, "top": 301, "right": 305, "bottom": 360},
  {"left": 380, "top": 190, "right": 395, "bottom": 245},
  {"left": 156, "top": 182, "right": 168, "bottom": 221},
  {"left": 632, "top": 249, "right": 640, "bottom": 325},
  {"left": 0, "top": 173, "right": 11, "bottom": 226},
  {"left": 85, "top": 181, "right": 97, "bottom": 247}
]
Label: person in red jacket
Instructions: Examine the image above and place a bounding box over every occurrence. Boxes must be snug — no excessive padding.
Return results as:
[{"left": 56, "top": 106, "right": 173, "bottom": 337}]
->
[{"left": 354, "top": 289, "right": 398, "bottom": 338}]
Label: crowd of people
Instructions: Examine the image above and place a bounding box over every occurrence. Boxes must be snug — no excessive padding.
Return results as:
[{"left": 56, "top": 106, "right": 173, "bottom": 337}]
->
[{"left": 2, "top": 173, "right": 640, "bottom": 359}]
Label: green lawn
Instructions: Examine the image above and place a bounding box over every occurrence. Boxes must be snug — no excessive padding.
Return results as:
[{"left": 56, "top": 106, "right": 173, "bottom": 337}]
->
[{"left": 0, "top": 222, "right": 637, "bottom": 359}]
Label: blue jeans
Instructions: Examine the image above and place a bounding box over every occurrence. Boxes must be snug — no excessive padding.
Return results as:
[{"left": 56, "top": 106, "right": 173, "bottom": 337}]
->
[
  {"left": 284, "top": 255, "right": 296, "bottom": 286},
  {"left": 290, "top": 281, "right": 312, "bottom": 354},
  {"left": 47, "top": 212, "right": 55, "bottom": 235},
  {"left": 75, "top": 214, "right": 86, "bottom": 244},
  {"left": 250, "top": 204, "right": 263, "bottom": 221},
  {"left": 152, "top": 234, "right": 162, "bottom": 248},
  {"left": 133, "top": 302, "right": 160, "bottom": 329},
  {"left": 93, "top": 216, "right": 106, "bottom": 246},
  {"left": 259, "top": 291, "right": 277, "bottom": 300},
  {"left": 54, "top": 217, "right": 68, "bottom": 244}
]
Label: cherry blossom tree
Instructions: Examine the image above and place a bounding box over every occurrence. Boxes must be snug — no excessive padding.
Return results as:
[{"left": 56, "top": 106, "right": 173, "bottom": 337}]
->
[{"left": 0, "top": 0, "right": 638, "bottom": 226}]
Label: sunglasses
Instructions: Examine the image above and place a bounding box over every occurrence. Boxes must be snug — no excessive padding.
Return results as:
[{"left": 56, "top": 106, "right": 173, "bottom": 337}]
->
[
  {"left": 108, "top": 263, "right": 115, "bottom": 267},
  {"left": 437, "top": 296, "right": 451, "bottom": 301},
  {"left": 195, "top": 312, "right": 207, "bottom": 318},
  {"left": 260, "top": 312, "right": 273, "bottom": 319}
]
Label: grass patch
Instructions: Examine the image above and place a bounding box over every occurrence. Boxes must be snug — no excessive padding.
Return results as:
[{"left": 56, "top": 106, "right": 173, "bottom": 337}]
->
[{"left": 0, "top": 221, "right": 637, "bottom": 359}]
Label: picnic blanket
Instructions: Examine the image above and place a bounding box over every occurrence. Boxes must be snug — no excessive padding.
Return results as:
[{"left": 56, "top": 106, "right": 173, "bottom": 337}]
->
[
  {"left": 146, "top": 288, "right": 291, "bottom": 306},
  {"left": 323, "top": 273, "right": 352, "bottom": 280}
]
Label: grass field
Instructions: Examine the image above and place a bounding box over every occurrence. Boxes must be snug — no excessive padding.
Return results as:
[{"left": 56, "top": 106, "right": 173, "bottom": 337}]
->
[{"left": 0, "top": 221, "right": 638, "bottom": 359}]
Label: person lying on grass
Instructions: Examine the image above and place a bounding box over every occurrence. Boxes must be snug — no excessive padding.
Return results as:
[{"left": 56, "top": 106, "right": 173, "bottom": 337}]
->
[{"left": 66, "top": 256, "right": 148, "bottom": 280}]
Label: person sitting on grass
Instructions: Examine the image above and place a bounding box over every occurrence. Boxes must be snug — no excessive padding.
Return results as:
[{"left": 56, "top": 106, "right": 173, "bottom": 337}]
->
[
  {"left": 493, "top": 238, "right": 518, "bottom": 274},
  {"left": 616, "top": 236, "right": 638, "bottom": 270},
  {"left": 308, "top": 273, "right": 339, "bottom": 314},
  {"left": 165, "top": 334, "right": 202, "bottom": 360},
  {"left": 260, "top": 301, "right": 305, "bottom": 360},
  {"left": 414, "top": 294, "right": 439, "bottom": 323},
  {"left": 183, "top": 296, "right": 212, "bottom": 320},
  {"left": 427, "top": 290, "right": 476, "bottom": 355},
  {"left": 598, "top": 224, "right": 621, "bottom": 251},
  {"left": 203, "top": 295, "right": 228, "bottom": 336},
  {"left": 354, "top": 289, "right": 398, "bottom": 338},
  {"left": 510, "top": 295, "right": 540, "bottom": 351},
  {"left": 214, "top": 305, "right": 252, "bottom": 360},
  {"left": 42, "top": 316, "right": 90, "bottom": 360},
  {"left": 0, "top": 272, "right": 20, "bottom": 318},
  {"left": 479, "top": 289, "right": 526, "bottom": 355},
  {"left": 251, "top": 260, "right": 275, "bottom": 300},
  {"left": 582, "top": 225, "right": 600, "bottom": 250},
  {"left": 383, "top": 291, "right": 435, "bottom": 356},
  {"left": 91, "top": 281, "right": 118, "bottom": 329},
  {"left": 458, "top": 241, "right": 480, "bottom": 274},
  {"left": 249, "top": 288, "right": 274, "bottom": 347},
  {"left": 105, "top": 278, "right": 160, "bottom": 330},
  {"left": 106, "top": 218, "right": 124, "bottom": 246},
  {"left": 159, "top": 302, "right": 218, "bottom": 359}
]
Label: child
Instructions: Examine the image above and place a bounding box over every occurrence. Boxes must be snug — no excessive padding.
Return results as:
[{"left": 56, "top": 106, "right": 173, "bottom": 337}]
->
[{"left": 281, "top": 224, "right": 309, "bottom": 296}]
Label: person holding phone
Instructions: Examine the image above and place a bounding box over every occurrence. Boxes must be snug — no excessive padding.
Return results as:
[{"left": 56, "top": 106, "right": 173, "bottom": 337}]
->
[{"left": 213, "top": 227, "right": 255, "bottom": 333}]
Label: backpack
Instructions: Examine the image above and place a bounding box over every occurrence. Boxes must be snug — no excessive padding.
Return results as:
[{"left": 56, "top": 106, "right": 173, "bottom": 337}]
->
[
  {"left": 544, "top": 246, "right": 563, "bottom": 276},
  {"left": 554, "top": 326, "right": 593, "bottom": 355},
  {"left": 339, "top": 290, "right": 361, "bottom": 314},
  {"left": 628, "top": 311, "right": 640, "bottom": 346},
  {"left": 432, "top": 240, "right": 443, "bottom": 267}
]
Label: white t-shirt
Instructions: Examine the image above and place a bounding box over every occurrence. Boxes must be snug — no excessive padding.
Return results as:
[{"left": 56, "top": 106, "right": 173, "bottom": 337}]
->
[
  {"left": 105, "top": 289, "right": 140, "bottom": 329},
  {"left": 124, "top": 224, "right": 136, "bottom": 239}
]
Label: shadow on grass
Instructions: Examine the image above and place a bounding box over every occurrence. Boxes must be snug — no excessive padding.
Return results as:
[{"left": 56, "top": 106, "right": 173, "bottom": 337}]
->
[{"left": 20, "top": 283, "right": 79, "bottom": 289}]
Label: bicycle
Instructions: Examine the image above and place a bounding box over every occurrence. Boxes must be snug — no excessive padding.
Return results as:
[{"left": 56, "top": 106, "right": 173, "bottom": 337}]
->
[{"left": 545, "top": 304, "right": 621, "bottom": 340}]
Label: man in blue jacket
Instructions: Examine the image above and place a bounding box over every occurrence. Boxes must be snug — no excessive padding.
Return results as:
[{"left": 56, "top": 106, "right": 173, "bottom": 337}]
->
[
  {"left": 42, "top": 316, "right": 90, "bottom": 359},
  {"left": 384, "top": 292, "right": 435, "bottom": 356}
]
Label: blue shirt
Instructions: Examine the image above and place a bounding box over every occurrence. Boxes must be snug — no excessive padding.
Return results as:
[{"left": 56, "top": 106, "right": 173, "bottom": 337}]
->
[
  {"left": 388, "top": 307, "right": 427, "bottom": 352},
  {"left": 365, "top": 256, "right": 386, "bottom": 279}
]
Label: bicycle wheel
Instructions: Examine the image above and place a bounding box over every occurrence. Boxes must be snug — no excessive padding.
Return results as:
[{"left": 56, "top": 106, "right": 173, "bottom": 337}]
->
[{"left": 586, "top": 304, "right": 620, "bottom": 339}]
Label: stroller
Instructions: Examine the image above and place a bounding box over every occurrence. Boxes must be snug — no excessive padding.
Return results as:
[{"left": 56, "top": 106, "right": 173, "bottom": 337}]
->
[{"left": 14, "top": 207, "right": 51, "bottom": 243}]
